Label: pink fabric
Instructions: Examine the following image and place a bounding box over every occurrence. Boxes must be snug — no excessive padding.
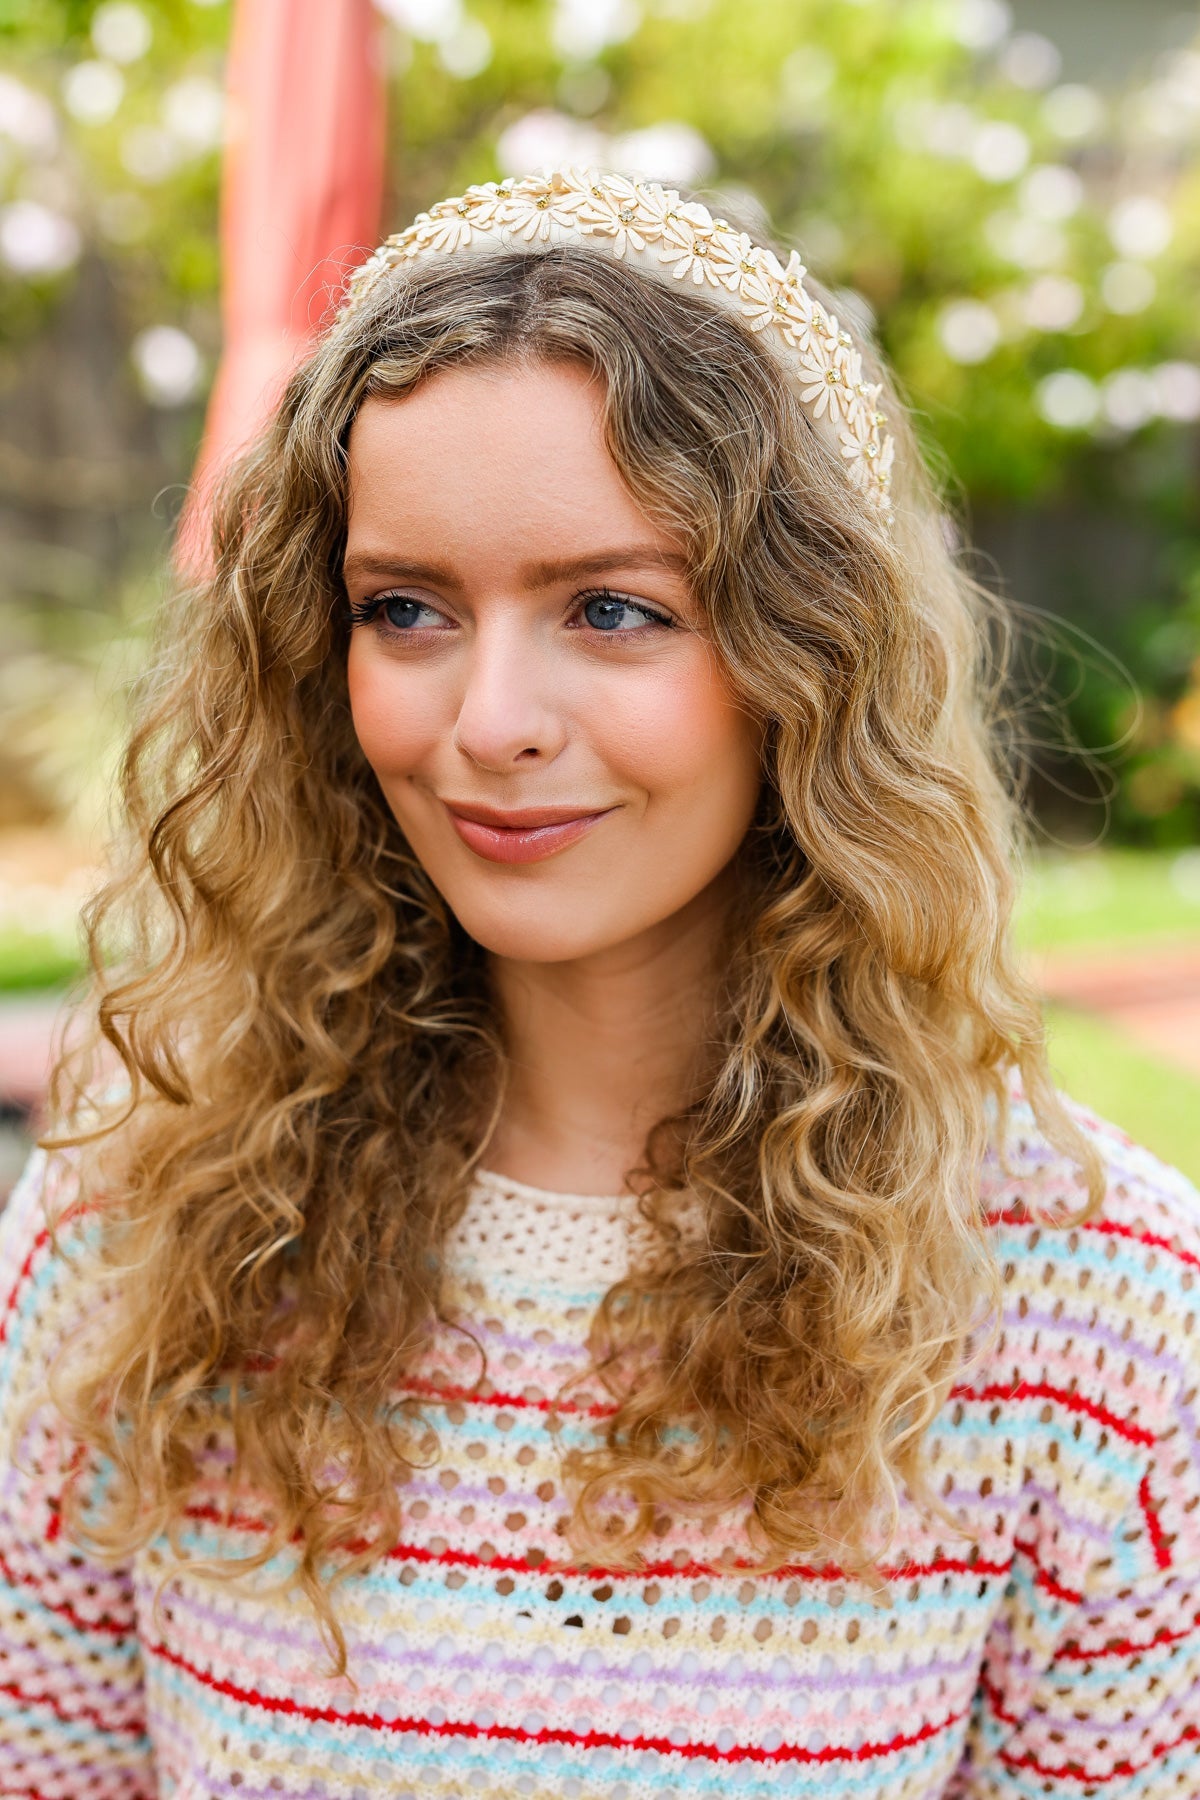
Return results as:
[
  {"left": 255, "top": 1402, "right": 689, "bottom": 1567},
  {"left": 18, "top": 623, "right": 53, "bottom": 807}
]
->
[{"left": 180, "top": 0, "right": 386, "bottom": 568}]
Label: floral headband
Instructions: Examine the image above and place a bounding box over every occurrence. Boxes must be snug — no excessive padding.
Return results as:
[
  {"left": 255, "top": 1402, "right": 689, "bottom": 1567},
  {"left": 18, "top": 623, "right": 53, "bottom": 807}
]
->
[{"left": 342, "top": 168, "right": 895, "bottom": 523}]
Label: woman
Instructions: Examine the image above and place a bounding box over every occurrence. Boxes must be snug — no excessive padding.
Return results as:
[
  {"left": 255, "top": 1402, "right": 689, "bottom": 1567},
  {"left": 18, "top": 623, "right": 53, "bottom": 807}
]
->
[{"left": 2, "top": 168, "right": 1198, "bottom": 1799}]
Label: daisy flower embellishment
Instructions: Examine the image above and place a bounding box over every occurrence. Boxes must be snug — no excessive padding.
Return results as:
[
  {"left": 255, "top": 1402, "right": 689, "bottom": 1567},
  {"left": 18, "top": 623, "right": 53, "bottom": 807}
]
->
[
  {"left": 498, "top": 174, "right": 583, "bottom": 243},
  {"left": 421, "top": 196, "right": 489, "bottom": 254},
  {"left": 737, "top": 264, "right": 791, "bottom": 333},
  {"left": 795, "top": 335, "right": 856, "bottom": 423},
  {"left": 659, "top": 200, "right": 725, "bottom": 286},
  {"left": 577, "top": 173, "right": 655, "bottom": 256},
  {"left": 838, "top": 411, "right": 879, "bottom": 490},
  {"left": 713, "top": 230, "right": 763, "bottom": 295}
]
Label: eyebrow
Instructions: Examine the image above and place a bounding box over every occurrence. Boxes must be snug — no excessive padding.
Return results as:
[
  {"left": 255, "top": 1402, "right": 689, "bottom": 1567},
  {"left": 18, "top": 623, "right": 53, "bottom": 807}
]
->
[{"left": 341, "top": 547, "right": 690, "bottom": 590}]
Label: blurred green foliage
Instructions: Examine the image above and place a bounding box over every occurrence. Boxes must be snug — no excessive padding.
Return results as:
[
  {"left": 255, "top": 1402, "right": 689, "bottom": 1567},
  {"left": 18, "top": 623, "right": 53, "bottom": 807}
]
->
[{"left": 1, "top": 0, "right": 1199, "bottom": 843}]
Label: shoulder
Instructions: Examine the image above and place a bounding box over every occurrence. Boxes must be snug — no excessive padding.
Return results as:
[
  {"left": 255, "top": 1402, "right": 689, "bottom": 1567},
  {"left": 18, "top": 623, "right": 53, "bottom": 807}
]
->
[
  {"left": 976, "top": 1081, "right": 1200, "bottom": 1564},
  {"left": 0, "top": 1141, "right": 106, "bottom": 1420},
  {"left": 982, "top": 1080, "right": 1200, "bottom": 1297}
]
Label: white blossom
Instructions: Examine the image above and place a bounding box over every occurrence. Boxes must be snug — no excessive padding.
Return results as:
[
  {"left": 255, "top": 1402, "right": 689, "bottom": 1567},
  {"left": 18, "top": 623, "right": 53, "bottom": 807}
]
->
[
  {"left": 609, "top": 122, "right": 714, "bottom": 185},
  {"left": 496, "top": 110, "right": 603, "bottom": 178},
  {"left": 61, "top": 61, "right": 124, "bottom": 127},
  {"left": 1041, "top": 84, "right": 1105, "bottom": 142},
  {"left": 1021, "top": 275, "right": 1084, "bottom": 332},
  {"left": 163, "top": 76, "right": 225, "bottom": 153},
  {"left": 1101, "top": 262, "right": 1156, "bottom": 315},
  {"left": 0, "top": 200, "right": 80, "bottom": 275},
  {"left": 951, "top": 0, "right": 1011, "bottom": 52},
  {"left": 1019, "top": 165, "right": 1082, "bottom": 223},
  {"left": 997, "top": 32, "right": 1061, "bottom": 90},
  {"left": 131, "top": 324, "right": 203, "bottom": 406},
  {"left": 0, "top": 74, "right": 57, "bottom": 154},
  {"left": 971, "top": 121, "right": 1030, "bottom": 183},
  {"left": 1101, "top": 369, "right": 1157, "bottom": 432},
  {"left": 938, "top": 299, "right": 1001, "bottom": 364},
  {"left": 1108, "top": 196, "right": 1172, "bottom": 261},
  {"left": 1036, "top": 369, "right": 1098, "bottom": 430},
  {"left": 438, "top": 19, "right": 492, "bottom": 79},
  {"left": 551, "top": 0, "right": 639, "bottom": 61},
  {"left": 91, "top": 2, "right": 152, "bottom": 64}
]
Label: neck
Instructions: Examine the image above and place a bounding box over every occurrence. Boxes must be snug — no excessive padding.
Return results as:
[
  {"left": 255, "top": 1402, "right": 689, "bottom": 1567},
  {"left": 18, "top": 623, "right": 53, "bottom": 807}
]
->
[{"left": 484, "top": 875, "right": 733, "bottom": 1196}]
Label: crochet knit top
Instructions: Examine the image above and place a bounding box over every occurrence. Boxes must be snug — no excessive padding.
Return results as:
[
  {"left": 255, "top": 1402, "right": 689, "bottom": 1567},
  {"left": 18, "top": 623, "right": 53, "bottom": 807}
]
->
[{"left": 2, "top": 1092, "right": 1200, "bottom": 1800}]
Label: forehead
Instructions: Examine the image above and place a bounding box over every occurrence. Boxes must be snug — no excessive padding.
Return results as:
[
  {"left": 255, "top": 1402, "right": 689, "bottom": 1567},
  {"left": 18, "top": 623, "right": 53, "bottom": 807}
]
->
[{"left": 345, "top": 360, "right": 656, "bottom": 547}]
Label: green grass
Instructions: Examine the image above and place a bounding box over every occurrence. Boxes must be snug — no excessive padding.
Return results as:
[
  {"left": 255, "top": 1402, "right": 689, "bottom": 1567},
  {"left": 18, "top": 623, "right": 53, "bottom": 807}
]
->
[
  {"left": 1018, "top": 848, "right": 1200, "bottom": 953},
  {"left": 1016, "top": 849, "right": 1200, "bottom": 1183},
  {"left": 1042, "top": 1002, "right": 1200, "bottom": 1184},
  {"left": 0, "top": 926, "right": 83, "bottom": 994}
]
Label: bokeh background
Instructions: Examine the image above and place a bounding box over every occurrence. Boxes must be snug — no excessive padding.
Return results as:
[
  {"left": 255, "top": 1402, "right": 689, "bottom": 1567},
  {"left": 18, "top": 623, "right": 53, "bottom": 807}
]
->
[{"left": 1, "top": 0, "right": 1198, "bottom": 1189}]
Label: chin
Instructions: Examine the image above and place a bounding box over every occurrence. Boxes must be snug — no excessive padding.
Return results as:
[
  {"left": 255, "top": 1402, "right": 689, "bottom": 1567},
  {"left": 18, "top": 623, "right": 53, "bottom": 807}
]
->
[{"left": 443, "top": 889, "right": 633, "bottom": 964}]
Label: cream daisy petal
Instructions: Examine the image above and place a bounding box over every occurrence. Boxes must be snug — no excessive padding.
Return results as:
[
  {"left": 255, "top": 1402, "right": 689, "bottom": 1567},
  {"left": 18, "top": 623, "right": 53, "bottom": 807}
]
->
[
  {"left": 664, "top": 199, "right": 715, "bottom": 241},
  {"left": 422, "top": 216, "right": 475, "bottom": 253},
  {"left": 720, "top": 233, "right": 764, "bottom": 295},
  {"left": 706, "top": 229, "right": 753, "bottom": 290},
  {"left": 732, "top": 267, "right": 777, "bottom": 331},
  {"left": 659, "top": 232, "right": 725, "bottom": 286},
  {"left": 630, "top": 181, "right": 680, "bottom": 233},
  {"left": 500, "top": 189, "right": 582, "bottom": 241},
  {"left": 778, "top": 286, "right": 817, "bottom": 350},
  {"left": 576, "top": 175, "right": 653, "bottom": 256},
  {"left": 838, "top": 344, "right": 864, "bottom": 394}
]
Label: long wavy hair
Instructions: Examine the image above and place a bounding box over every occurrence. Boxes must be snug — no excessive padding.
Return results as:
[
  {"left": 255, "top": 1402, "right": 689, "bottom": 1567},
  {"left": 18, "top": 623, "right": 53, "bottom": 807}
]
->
[{"left": 44, "top": 236, "right": 1103, "bottom": 1664}]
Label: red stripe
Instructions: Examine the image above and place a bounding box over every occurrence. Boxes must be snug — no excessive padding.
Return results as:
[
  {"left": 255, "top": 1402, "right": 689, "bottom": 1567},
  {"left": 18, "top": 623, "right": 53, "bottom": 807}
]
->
[
  {"left": 148, "top": 1636, "right": 964, "bottom": 1765},
  {"left": 0, "top": 1675, "right": 142, "bottom": 1739},
  {"left": 404, "top": 1373, "right": 613, "bottom": 1418},
  {"left": 1139, "top": 1471, "right": 1173, "bottom": 1571},
  {"left": 0, "top": 1227, "right": 51, "bottom": 1349},
  {"left": 183, "top": 1498, "right": 1073, "bottom": 1598},
  {"left": 1010, "top": 1538, "right": 1082, "bottom": 1606},
  {"left": 984, "top": 1672, "right": 1200, "bottom": 1780},
  {"left": 1054, "top": 1605, "right": 1200, "bottom": 1663},
  {"left": 0, "top": 1192, "right": 102, "bottom": 1348},
  {"left": 1086, "top": 1217, "right": 1200, "bottom": 1276},
  {"left": 409, "top": 1371, "right": 1157, "bottom": 1451},
  {"left": 998, "top": 1719, "right": 1200, "bottom": 1782},
  {"left": 986, "top": 1205, "right": 1200, "bottom": 1278},
  {"left": 980, "top": 1672, "right": 1022, "bottom": 1731},
  {"left": 948, "top": 1379, "right": 1155, "bottom": 1448},
  {"left": 0, "top": 1545, "right": 129, "bottom": 1638}
]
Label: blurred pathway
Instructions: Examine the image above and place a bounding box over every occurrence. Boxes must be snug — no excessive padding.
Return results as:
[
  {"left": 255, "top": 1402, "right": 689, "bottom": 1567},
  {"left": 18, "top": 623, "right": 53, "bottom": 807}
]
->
[
  {"left": 1030, "top": 941, "right": 1200, "bottom": 1080},
  {"left": 0, "top": 993, "right": 66, "bottom": 1198}
]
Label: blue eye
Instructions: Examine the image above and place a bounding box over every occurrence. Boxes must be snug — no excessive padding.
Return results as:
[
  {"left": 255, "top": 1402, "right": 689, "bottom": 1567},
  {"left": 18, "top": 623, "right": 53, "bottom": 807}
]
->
[
  {"left": 582, "top": 593, "right": 669, "bottom": 632},
  {"left": 382, "top": 595, "right": 440, "bottom": 629}
]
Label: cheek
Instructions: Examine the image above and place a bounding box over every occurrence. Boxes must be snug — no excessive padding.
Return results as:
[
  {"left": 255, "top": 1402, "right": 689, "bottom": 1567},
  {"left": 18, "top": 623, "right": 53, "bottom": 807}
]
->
[
  {"left": 594, "top": 647, "right": 760, "bottom": 815},
  {"left": 346, "top": 640, "right": 441, "bottom": 775}
]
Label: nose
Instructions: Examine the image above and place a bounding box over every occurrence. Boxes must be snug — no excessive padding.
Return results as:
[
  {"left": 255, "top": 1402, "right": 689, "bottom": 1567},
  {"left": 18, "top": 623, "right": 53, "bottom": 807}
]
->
[{"left": 451, "top": 619, "right": 568, "bottom": 771}]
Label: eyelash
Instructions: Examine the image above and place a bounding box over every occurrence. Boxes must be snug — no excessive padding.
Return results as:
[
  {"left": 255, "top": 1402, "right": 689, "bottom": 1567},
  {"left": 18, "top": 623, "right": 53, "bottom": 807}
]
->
[{"left": 345, "top": 586, "right": 675, "bottom": 635}]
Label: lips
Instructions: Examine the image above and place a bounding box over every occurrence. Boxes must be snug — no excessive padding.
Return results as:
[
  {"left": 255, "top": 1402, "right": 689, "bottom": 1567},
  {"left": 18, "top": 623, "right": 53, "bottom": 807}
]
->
[{"left": 442, "top": 799, "right": 616, "bottom": 865}]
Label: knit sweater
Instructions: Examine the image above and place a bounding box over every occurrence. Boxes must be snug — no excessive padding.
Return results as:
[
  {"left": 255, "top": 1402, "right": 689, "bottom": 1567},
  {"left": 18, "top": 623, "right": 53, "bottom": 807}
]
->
[{"left": 2, "top": 1093, "right": 1200, "bottom": 1799}]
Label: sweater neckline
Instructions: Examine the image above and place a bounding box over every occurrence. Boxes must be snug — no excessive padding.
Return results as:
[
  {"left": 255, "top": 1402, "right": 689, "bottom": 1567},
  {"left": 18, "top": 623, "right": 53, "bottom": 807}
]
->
[{"left": 472, "top": 1165, "right": 632, "bottom": 1216}]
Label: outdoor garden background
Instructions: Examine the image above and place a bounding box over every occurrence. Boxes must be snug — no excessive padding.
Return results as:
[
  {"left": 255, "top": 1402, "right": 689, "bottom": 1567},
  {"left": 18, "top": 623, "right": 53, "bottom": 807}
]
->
[{"left": 0, "top": 0, "right": 1198, "bottom": 1190}]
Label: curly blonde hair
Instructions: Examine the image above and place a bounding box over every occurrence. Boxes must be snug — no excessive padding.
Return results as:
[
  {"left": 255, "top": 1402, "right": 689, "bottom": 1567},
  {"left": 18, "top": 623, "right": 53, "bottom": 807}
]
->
[{"left": 45, "top": 238, "right": 1103, "bottom": 1665}]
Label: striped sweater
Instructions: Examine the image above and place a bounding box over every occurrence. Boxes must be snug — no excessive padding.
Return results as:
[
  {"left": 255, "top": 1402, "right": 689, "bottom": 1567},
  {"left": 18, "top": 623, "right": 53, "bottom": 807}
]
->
[{"left": 2, "top": 1093, "right": 1200, "bottom": 1798}]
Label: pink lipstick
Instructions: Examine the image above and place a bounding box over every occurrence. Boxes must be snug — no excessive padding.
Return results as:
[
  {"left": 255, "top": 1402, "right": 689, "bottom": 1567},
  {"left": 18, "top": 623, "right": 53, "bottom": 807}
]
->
[{"left": 442, "top": 801, "right": 615, "bottom": 865}]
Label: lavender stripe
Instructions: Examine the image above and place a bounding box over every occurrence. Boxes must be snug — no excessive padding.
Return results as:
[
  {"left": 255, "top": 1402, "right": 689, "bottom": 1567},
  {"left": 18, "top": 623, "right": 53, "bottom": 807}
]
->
[{"left": 141, "top": 1573, "right": 984, "bottom": 1702}]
